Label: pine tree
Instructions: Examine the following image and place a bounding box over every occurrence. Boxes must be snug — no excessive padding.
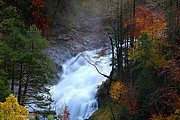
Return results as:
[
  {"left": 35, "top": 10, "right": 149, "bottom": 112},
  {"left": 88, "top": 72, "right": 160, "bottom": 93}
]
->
[
  {"left": 0, "top": 70, "right": 10, "bottom": 102},
  {"left": 0, "top": 0, "right": 54, "bottom": 110}
]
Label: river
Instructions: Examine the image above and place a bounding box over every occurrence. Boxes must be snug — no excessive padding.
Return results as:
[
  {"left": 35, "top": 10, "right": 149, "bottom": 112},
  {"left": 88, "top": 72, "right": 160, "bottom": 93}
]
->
[{"left": 51, "top": 49, "right": 111, "bottom": 120}]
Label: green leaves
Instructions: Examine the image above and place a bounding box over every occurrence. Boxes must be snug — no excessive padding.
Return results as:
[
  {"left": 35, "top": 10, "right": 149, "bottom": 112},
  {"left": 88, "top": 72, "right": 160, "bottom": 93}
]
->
[
  {"left": 129, "top": 33, "right": 167, "bottom": 69},
  {"left": 0, "top": 1, "right": 54, "bottom": 110},
  {"left": 0, "top": 2, "right": 23, "bottom": 35},
  {"left": 27, "top": 25, "right": 48, "bottom": 50},
  {"left": 0, "top": 70, "right": 10, "bottom": 102}
]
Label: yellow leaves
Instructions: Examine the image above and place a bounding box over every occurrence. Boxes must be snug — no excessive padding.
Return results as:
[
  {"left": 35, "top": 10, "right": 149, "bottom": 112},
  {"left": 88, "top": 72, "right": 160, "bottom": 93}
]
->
[
  {"left": 0, "top": 94, "right": 29, "bottom": 120},
  {"left": 130, "top": 8, "right": 168, "bottom": 69},
  {"left": 129, "top": 34, "right": 167, "bottom": 68},
  {"left": 82, "top": 0, "right": 89, "bottom": 8},
  {"left": 150, "top": 113, "right": 163, "bottom": 120},
  {"left": 109, "top": 81, "right": 126, "bottom": 101},
  {"left": 129, "top": 41, "right": 144, "bottom": 61},
  {"left": 150, "top": 109, "right": 180, "bottom": 120}
]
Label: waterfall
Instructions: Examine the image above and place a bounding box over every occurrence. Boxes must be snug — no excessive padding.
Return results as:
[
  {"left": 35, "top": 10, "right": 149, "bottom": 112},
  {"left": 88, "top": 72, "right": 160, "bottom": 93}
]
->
[{"left": 51, "top": 49, "right": 111, "bottom": 120}]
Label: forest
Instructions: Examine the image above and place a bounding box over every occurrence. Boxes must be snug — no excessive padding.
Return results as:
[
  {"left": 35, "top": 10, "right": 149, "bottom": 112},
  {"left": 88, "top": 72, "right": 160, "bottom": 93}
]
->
[{"left": 0, "top": 0, "right": 179, "bottom": 120}]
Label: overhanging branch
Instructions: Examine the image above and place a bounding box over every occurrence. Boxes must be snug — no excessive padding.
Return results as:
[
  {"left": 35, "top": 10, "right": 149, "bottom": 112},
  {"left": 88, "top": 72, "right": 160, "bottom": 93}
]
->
[{"left": 81, "top": 55, "right": 111, "bottom": 79}]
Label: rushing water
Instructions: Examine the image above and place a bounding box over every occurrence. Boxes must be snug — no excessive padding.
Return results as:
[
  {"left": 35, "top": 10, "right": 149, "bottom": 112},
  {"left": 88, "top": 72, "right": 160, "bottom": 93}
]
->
[{"left": 51, "top": 49, "right": 111, "bottom": 120}]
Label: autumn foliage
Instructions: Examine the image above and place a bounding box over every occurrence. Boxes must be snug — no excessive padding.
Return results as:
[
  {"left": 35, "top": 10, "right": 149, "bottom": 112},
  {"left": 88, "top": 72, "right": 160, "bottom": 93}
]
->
[
  {"left": 129, "top": 33, "right": 167, "bottom": 68},
  {"left": 96, "top": 49, "right": 106, "bottom": 57},
  {"left": 32, "top": 0, "right": 52, "bottom": 36},
  {"left": 150, "top": 109, "right": 180, "bottom": 120},
  {"left": 110, "top": 81, "right": 126, "bottom": 101},
  {"left": 134, "top": 7, "right": 167, "bottom": 38},
  {"left": 58, "top": 106, "right": 70, "bottom": 120},
  {"left": 0, "top": 94, "right": 29, "bottom": 120},
  {"left": 105, "top": 3, "right": 179, "bottom": 119}
]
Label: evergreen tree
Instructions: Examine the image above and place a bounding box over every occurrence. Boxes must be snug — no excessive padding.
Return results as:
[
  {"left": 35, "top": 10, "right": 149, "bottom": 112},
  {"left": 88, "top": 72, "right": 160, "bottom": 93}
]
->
[
  {"left": 22, "top": 25, "right": 54, "bottom": 108},
  {"left": 0, "top": 0, "right": 54, "bottom": 110},
  {"left": 0, "top": 70, "right": 10, "bottom": 102}
]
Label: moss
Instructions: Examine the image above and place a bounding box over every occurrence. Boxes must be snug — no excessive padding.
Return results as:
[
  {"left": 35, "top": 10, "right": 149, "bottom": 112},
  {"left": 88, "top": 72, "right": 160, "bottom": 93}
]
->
[
  {"left": 97, "top": 80, "right": 110, "bottom": 108},
  {"left": 66, "top": 23, "right": 73, "bottom": 30},
  {"left": 89, "top": 106, "right": 111, "bottom": 120},
  {"left": 89, "top": 80, "right": 113, "bottom": 120}
]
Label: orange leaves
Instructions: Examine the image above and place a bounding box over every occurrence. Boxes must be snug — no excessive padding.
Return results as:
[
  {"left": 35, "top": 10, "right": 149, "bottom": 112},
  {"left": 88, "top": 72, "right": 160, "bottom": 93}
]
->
[
  {"left": 32, "top": 0, "right": 52, "bottom": 36},
  {"left": 58, "top": 106, "right": 70, "bottom": 120},
  {"left": 150, "top": 109, "right": 180, "bottom": 120},
  {"left": 129, "top": 8, "right": 168, "bottom": 68},
  {"left": 129, "top": 99, "right": 138, "bottom": 116},
  {"left": 96, "top": 49, "right": 106, "bottom": 57},
  {"left": 32, "top": 0, "right": 45, "bottom": 8},
  {"left": 161, "top": 89, "right": 180, "bottom": 110},
  {"left": 134, "top": 7, "right": 167, "bottom": 38}
]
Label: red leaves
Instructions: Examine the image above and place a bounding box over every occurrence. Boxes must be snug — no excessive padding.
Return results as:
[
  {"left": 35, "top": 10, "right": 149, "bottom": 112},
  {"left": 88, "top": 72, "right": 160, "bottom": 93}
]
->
[
  {"left": 163, "top": 60, "right": 180, "bottom": 83},
  {"left": 129, "top": 99, "right": 138, "bottom": 116},
  {"left": 117, "top": 84, "right": 139, "bottom": 116},
  {"left": 96, "top": 49, "right": 106, "bottom": 57},
  {"left": 58, "top": 106, "right": 70, "bottom": 120},
  {"left": 160, "top": 42, "right": 180, "bottom": 83},
  {"left": 32, "top": 0, "right": 52, "bottom": 36},
  {"left": 134, "top": 7, "right": 167, "bottom": 38},
  {"left": 32, "top": 0, "right": 45, "bottom": 8},
  {"left": 162, "top": 89, "right": 179, "bottom": 108}
]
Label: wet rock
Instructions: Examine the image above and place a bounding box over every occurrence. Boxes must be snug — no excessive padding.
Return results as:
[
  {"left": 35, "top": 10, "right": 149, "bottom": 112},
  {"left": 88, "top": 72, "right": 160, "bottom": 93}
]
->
[
  {"left": 58, "top": 34, "right": 72, "bottom": 41},
  {"left": 46, "top": 0, "right": 109, "bottom": 84}
]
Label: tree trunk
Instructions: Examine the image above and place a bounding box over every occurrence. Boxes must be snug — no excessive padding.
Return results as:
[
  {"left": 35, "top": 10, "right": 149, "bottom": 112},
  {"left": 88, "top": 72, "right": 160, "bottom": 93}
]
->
[
  {"left": 18, "top": 63, "right": 23, "bottom": 105},
  {"left": 130, "top": 0, "right": 135, "bottom": 47},
  {"left": 57, "top": 0, "right": 61, "bottom": 7},
  {"left": 22, "top": 75, "right": 30, "bottom": 105},
  {"left": 11, "top": 63, "right": 15, "bottom": 92}
]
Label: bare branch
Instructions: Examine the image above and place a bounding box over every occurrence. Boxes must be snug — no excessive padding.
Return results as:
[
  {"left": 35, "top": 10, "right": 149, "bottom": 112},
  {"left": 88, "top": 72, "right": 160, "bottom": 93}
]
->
[{"left": 81, "top": 55, "right": 111, "bottom": 79}]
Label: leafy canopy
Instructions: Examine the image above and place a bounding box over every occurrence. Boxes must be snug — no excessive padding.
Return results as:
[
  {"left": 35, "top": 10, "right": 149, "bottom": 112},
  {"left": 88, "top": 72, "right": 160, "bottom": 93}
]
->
[
  {"left": 0, "top": 94, "right": 29, "bottom": 120},
  {"left": 110, "top": 81, "right": 126, "bottom": 101},
  {"left": 134, "top": 7, "right": 167, "bottom": 39}
]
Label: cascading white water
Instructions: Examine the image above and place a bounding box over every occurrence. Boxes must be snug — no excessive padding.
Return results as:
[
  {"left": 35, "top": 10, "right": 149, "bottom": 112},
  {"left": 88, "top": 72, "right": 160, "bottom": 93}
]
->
[{"left": 51, "top": 49, "right": 111, "bottom": 120}]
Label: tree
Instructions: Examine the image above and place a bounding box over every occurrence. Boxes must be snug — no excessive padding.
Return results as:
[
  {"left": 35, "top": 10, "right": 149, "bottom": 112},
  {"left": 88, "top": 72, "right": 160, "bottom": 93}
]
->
[
  {"left": 0, "top": 0, "right": 54, "bottom": 110},
  {"left": 58, "top": 106, "right": 70, "bottom": 120},
  {"left": 129, "top": 33, "right": 168, "bottom": 118},
  {"left": 100, "top": 0, "right": 137, "bottom": 119},
  {"left": 0, "top": 94, "right": 29, "bottom": 120},
  {"left": 21, "top": 25, "right": 54, "bottom": 108},
  {"left": 129, "top": 33, "right": 167, "bottom": 68},
  {"left": 0, "top": 0, "right": 22, "bottom": 100},
  {"left": 96, "top": 0, "right": 179, "bottom": 119},
  {"left": 134, "top": 7, "right": 167, "bottom": 39},
  {"left": 0, "top": 70, "right": 10, "bottom": 102},
  {"left": 110, "top": 81, "right": 126, "bottom": 101},
  {"left": 32, "top": 0, "right": 53, "bottom": 36}
]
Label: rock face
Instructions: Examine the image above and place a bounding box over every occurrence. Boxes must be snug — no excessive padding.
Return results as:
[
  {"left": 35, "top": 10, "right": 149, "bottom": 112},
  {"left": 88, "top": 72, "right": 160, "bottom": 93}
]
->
[{"left": 46, "top": 0, "right": 109, "bottom": 83}]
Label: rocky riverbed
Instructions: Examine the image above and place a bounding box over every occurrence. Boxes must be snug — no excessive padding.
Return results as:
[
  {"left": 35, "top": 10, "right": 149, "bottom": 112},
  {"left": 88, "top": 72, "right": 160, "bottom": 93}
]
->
[{"left": 46, "top": 0, "right": 109, "bottom": 83}]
